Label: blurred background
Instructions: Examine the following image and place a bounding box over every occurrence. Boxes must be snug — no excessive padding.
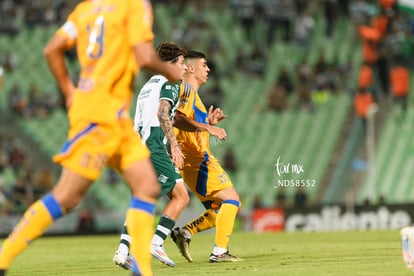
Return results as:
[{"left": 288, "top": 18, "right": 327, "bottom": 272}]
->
[{"left": 0, "top": 0, "right": 413, "bottom": 234}]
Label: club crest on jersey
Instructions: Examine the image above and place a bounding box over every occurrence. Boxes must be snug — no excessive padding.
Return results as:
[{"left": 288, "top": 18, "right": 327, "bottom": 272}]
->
[
  {"left": 218, "top": 173, "right": 228, "bottom": 183},
  {"left": 179, "top": 97, "right": 189, "bottom": 108}
]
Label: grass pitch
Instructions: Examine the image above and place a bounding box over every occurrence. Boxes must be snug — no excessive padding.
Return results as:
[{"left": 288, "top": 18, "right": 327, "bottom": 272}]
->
[{"left": 1, "top": 230, "right": 408, "bottom": 275}]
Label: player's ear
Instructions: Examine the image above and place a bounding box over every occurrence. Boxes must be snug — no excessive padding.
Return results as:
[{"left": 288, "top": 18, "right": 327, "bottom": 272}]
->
[{"left": 186, "top": 64, "right": 195, "bottom": 74}]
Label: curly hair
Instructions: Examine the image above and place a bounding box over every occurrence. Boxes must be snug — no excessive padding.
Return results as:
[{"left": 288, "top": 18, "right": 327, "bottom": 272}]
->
[{"left": 156, "top": 42, "right": 187, "bottom": 63}]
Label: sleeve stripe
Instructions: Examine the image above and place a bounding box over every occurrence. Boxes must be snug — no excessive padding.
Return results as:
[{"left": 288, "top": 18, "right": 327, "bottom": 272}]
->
[
  {"left": 183, "top": 83, "right": 191, "bottom": 97},
  {"left": 159, "top": 97, "right": 174, "bottom": 104},
  {"left": 60, "top": 21, "right": 77, "bottom": 39}
]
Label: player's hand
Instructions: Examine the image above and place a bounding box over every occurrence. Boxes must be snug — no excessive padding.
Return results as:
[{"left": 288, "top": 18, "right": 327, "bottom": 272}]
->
[
  {"left": 170, "top": 144, "right": 185, "bottom": 169},
  {"left": 207, "top": 125, "right": 227, "bottom": 140},
  {"left": 208, "top": 105, "right": 227, "bottom": 126}
]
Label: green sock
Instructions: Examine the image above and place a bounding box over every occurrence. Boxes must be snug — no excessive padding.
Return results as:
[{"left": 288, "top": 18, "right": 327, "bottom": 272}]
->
[
  {"left": 152, "top": 215, "right": 175, "bottom": 245},
  {"left": 118, "top": 224, "right": 131, "bottom": 255}
]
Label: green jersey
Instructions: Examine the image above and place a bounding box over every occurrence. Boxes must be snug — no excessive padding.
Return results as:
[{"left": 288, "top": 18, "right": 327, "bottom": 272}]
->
[{"left": 133, "top": 75, "right": 180, "bottom": 153}]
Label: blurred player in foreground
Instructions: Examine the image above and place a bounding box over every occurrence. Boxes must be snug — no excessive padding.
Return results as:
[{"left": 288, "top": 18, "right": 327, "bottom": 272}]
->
[
  {"left": 0, "top": 1, "right": 182, "bottom": 276},
  {"left": 172, "top": 51, "right": 242, "bottom": 263},
  {"left": 113, "top": 42, "right": 189, "bottom": 269},
  {"left": 401, "top": 227, "right": 414, "bottom": 271}
]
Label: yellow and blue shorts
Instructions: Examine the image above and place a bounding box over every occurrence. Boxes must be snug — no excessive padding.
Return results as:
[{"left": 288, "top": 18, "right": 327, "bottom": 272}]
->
[
  {"left": 53, "top": 118, "right": 150, "bottom": 180},
  {"left": 181, "top": 152, "right": 233, "bottom": 210}
]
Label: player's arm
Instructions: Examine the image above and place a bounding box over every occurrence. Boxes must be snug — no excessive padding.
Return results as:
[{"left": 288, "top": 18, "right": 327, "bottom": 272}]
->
[
  {"left": 43, "top": 35, "right": 75, "bottom": 108},
  {"left": 174, "top": 111, "right": 227, "bottom": 140},
  {"left": 128, "top": 0, "right": 181, "bottom": 83},
  {"left": 157, "top": 99, "right": 185, "bottom": 169},
  {"left": 134, "top": 42, "right": 181, "bottom": 83}
]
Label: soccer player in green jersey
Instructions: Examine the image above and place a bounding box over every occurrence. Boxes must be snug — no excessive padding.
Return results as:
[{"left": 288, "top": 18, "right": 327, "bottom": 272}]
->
[{"left": 113, "top": 42, "right": 189, "bottom": 269}]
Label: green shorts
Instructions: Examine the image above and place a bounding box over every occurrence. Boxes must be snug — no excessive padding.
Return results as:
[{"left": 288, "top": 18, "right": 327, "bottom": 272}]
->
[{"left": 150, "top": 151, "right": 183, "bottom": 197}]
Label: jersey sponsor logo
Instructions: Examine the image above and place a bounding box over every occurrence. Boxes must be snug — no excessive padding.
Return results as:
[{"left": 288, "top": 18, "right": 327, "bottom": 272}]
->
[
  {"left": 172, "top": 91, "right": 178, "bottom": 100},
  {"left": 158, "top": 174, "right": 169, "bottom": 183},
  {"left": 171, "top": 85, "right": 179, "bottom": 99},
  {"left": 138, "top": 89, "right": 151, "bottom": 99},
  {"left": 186, "top": 216, "right": 205, "bottom": 230},
  {"left": 78, "top": 77, "right": 94, "bottom": 91},
  {"left": 79, "top": 152, "right": 108, "bottom": 170},
  {"left": 148, "top": 78, "right": 160, "bottom": 84}
]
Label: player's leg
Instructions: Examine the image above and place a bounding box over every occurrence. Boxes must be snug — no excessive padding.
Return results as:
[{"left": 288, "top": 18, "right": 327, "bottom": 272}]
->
[
  {"left": 0, "top": 168, "right": 92, "bottom": 272},
  {"left": 113, "top": 152, "right": 188, "bottom": 269},
  {"left": 151, "top": 180, "right": 189, "bottom": 267},
  {"left": 179, "top": 200, "right": 219, "bottom": 236},
  {"left": 194, "top": 156, "right": 242, "bottom": 262},
  {"left": 401, "top": 227, "right": 414, "bottom": 271},
  {"left": 171, "top": 205, "right": 217, "bottom": 262},
  {"left": 113, "top": 222, "right": 132, "bottom": 270},
  {"left": 174, "top": 164, "right": 218, "bottom": 236},
  {"left": 209, "top": 186, "right": 242, "bottom": 263},
  {"left": 123, "top": 158, "right": 159, "bottom": 276},
  {"left": 149, "top": 155, "right": 189, "bottom": 266},
  {"left": 171, "top": 159, "right": 220, "bottom": 262},
  {"left": 118, "top": 120, "right": 159, "bottom": 276}
]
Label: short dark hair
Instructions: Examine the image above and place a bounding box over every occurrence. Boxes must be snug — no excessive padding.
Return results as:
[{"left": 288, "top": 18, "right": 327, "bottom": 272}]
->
[
  {"left": 156, "top": 42, "right": 187, "bottom": 63},
  {"left": 185, "top": 50, "right": 206, "bottom": 60}
]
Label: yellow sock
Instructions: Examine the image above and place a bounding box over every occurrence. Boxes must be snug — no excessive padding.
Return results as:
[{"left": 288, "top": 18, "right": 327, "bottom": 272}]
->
[
  {"left": 184, "top": 209, "right": 217, "bottom": 236},
  {"left": 126, "top": 197, "right": 155, "bottom": 276},
  {"left": 0, "top": 194, "right": 63, "bottom": 269},
  {"left": 215, "top": 200, "right": 240, "bottom": 249}
]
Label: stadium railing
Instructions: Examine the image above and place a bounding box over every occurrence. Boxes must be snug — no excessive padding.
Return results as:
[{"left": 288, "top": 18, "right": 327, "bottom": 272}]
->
[{"left": 358, "top": 101, "right": 414, "bottom": 203}]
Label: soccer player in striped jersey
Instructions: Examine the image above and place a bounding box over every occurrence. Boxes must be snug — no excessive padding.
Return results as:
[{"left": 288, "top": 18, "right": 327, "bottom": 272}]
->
[
  {"left": 0, "top": 1, "right": 182, "bottom": 276},
  {"left": 113, "top": 42, "right": 189, "bottom": 269},
  {"left": 171, "top": 51, "right": 242, "bottom": 263}
]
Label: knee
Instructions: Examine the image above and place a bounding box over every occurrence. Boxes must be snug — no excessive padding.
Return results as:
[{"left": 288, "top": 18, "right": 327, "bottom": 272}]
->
[
  {"left": 182, "top": 190, "right": 190, "bottom": 206},
  {"left": 171, "top": 187, "right": 190, "bottom": 207},
  {"left": 170, "top": 181, "right": 190, "bottom": 204},
  {"left": 229, "top": 190, "right": 241, "bottom": 207},
  {"left": 51, "top": 191, "right": 81, "bottom": 212},
  {"left": 151, "top": 181, "right": 161, "bottom": 199}
]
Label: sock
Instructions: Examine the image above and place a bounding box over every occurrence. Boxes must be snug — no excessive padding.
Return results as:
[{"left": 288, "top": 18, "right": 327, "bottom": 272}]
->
[
  {"left": 215, "top": 200, "right": 240, "bottom": 249},
  {"left": 0, "top": 194, "right": 63, "bottom": 269},
  {"left": 212, "top": 246, "right": 227, "bottom": 256},
  {"left": 152, "top": 215, "right": 175, "bottom": 246},
  {"left": 184, "top": 209, "right": 217, "bottom": 236},
  {"left": 180, "top": 228, "right": 192, "bottom": 239},
  {"left": 126, "top": 197, "right": 155, "bottom": 276},
  {"left": 118, "top": 224, "right": 131, "bottom": 256}
]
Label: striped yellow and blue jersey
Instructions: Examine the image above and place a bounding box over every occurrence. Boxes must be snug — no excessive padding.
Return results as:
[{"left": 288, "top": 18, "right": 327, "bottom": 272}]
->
[{"left": 175, "top": 82, "right": 212, "bottom": 158}]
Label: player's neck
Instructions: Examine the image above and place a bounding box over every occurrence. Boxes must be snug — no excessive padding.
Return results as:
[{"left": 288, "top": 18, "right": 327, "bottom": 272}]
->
[{"left": 185, "top": 79, "right": 200, "bottom": 92}]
